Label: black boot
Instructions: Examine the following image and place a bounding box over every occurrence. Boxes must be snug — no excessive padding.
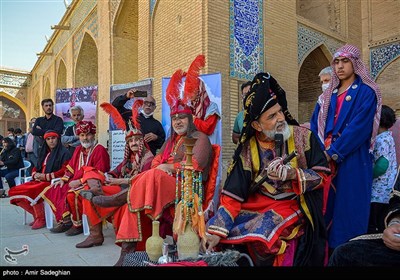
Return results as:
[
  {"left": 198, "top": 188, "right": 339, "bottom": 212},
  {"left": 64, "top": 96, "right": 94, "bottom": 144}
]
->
[
  {"left": 92, "top": 188, "right": 128, "bottom": 208},
  {"left": 114, "top": 242, "right": 136, "bottom": 266}
]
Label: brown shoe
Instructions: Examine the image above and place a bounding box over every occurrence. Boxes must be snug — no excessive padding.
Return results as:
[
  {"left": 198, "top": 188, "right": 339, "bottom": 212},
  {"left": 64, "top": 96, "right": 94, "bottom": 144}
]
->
[
  {"left": 75, "top": 223, "right": 104, "bottom": 248},
  {"left": 65, "top": 226, "right": 83, "bottom": 236},
  {"left": 75, "top": 235, "right": 104, "bottom": 248},
  {"left": 50, "top": 222, "right": 73, "bottom": 233}
]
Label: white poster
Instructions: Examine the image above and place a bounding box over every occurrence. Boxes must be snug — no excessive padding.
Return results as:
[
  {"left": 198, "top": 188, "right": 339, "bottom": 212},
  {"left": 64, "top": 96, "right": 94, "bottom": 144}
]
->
[
  {"left": 109, "top": 130, "right": 125, "bottom": 170},
  {"left": 108, "top": 79, "right": 153, "bottom": 169}
]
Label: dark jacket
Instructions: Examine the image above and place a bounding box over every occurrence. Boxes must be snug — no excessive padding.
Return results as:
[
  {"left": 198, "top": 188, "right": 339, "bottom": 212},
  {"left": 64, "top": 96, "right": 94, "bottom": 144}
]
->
[
  {"left": 1, "top": 142, "right": 24, "bottom": 170},
  {"left": 112, "top": 94, "right": 166, "bottom": 155}
]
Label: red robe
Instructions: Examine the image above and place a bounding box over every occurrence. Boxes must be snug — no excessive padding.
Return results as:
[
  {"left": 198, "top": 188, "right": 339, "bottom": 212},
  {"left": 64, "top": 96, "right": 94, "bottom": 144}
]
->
[
  {"left": 9, "top": 152, "right": 68, "bottom": 216},
  {"left": 82, "top": 149, "right": 154, "bottom": 228},
  {"left": 113, "top": 131, "right": 212, "bottom": 250},
  {"left": 41, "top": 144, "right": 110, "bottom": 224}
]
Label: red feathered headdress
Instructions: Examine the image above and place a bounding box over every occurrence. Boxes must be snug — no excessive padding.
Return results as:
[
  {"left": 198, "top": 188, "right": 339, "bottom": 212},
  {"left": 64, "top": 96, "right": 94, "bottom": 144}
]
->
[
  {"left": 166, "top": 69, "right": 191, "bottom": 116},
  {"left": 100, "top": 103, "right": 126, "bottom": 131},
  {"left": 183, "top": 54, "right": 205, "bottom": 103},
  {"left": 100, "top": 99, "right": 143, "bottom": 140},
  {"left": 166, "top": 54, "right": 208, "bottom": 116},
  {"left": 126, "top": 99, "right": 143, "bottom": 140}
]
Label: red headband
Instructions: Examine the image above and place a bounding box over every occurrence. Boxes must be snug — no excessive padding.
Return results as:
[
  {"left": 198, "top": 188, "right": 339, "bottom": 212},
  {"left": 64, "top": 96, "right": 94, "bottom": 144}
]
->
[
  {"left": 125, "top": 128, "right": 143, "bottom": 140},
  {"left": 44, "top": 131, "right": 59, "bottom": 139}
]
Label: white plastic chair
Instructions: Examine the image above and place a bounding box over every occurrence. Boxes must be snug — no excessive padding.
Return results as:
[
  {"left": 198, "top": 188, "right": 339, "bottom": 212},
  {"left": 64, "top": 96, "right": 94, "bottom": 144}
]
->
[
  {"left": 44, "top": 200, "right": 54, "bottom": 229},
  {"left": 41, "top": 178, "right": 61, "bottom": 229},
  {"left": 82, "top": 214, "right": 89, "bottom": 236},
  {"left": 41, "top": 178, "right": 89, "bottom": 234},
  {"left": 14, "top": 160, "right": 32, "bottom": 186}
]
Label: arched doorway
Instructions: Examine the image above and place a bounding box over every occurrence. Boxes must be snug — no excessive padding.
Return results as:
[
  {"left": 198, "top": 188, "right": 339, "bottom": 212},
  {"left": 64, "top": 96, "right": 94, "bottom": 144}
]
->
[
  {"left": 0, "top": 95, "right": 27, "bottom": 136},
  {"left": 376, "top": 56, "right": 400, "bottom": 112},
  {"left": 75, "top": 32, "right": 98, "bottom": 87},
  {"left": 298, "top": 46, "right": 331, "bottom": 124}
]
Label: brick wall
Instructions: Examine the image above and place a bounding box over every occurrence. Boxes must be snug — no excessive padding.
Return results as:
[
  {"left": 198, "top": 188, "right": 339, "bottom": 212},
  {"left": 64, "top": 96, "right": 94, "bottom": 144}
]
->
[{"left": 21, "top": 0, "right": 398, "bottom": 157}]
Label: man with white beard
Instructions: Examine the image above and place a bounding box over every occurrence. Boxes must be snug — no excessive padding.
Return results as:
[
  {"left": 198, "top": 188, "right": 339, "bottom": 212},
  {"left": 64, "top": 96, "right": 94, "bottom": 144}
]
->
[
  {"left": 42, "top": 121, "right": 110, "bottom": 236},
  {"left": 205, "top": 73, "right": 331, "bottom": 267}
]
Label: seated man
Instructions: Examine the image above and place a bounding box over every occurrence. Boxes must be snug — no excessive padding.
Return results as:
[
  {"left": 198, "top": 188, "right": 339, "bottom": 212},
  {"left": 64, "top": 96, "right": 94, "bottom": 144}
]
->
[
  {"left": 0, "top": 137, "right": 24, "bottom": 197},
  {"left": 328, "top": 165, "right": 400, "bottom": 266},
  {"left": 101, "top": 97, "right": 213, "bottom": 266},
  {"left": 76, "top": 100, "right": 154, "bottom": 248},
  {"left": 205, "top": 73, "right": 330, "bottom": 266},
  {"left": 40, "top": 121, "right": 110, "bottom": 235},
  {"left": 9, "top": 130, "right": 71, "bottom": 229}
]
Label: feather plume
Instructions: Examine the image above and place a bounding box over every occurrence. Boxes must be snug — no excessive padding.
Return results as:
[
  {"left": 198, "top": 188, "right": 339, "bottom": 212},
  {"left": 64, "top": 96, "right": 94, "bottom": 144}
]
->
[
  {"left": 166, "top": 69, "right": 185, "bottom": 108},
  {"left": 131, "top": 99, "right": 144, "bottom": 130},
  {"left": 183, "top": 54, "right": 205, "bottom": 103},
  {"left": 100, "top": 102, "right": 126, "bottom": 131}
]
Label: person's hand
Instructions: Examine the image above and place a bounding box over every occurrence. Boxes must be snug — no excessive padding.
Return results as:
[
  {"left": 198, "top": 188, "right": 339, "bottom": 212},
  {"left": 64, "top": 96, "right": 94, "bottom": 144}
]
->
[
  {"left": 266, "top": 157, "right": 294, "bottom": 181},
  {"left": 53, "top": 179, "right": 64, "bottom": 188},
  {"left": 156, "top": 164, "right": 174, "bottom": 176},
  {"left": 206, "top": 234, "right": 221, "bottom": 252},
  {"left": 35, "top": 125, "right": 42, "bottom": 129},
  {"left": 126, "top": 89, "right": 137, "bottom": 99},
  {"left": 144, "top": 132, "right": 158, "bottom": 143},
  {"left": 0, "top": 160, "right": 4, "bottom": 166},
  {"left": 69, "top": 179, "right": 82, "bottom": 190},
  {"left": 383, "top": 220, "right": 400, "bottom": 251},
  {"left": 34, "top": 173, "right": 45, "bottom": 181}
]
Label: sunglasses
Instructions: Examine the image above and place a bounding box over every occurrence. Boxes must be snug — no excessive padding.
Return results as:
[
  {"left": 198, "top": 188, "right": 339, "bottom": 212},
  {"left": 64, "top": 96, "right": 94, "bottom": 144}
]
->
[{"left": 143, "top": 101, "right": 155, "bottom": 107}]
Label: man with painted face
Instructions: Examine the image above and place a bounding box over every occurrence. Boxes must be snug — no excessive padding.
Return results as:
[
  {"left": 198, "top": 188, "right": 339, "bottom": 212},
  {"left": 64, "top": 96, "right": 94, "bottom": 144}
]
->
[{"left": 206, "top": 73, "right": 330, "bottom": 266}]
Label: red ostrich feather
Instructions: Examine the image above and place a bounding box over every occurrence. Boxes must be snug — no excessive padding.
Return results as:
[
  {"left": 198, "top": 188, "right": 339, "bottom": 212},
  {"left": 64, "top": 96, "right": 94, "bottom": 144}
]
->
[
  {"left": 183, "top": 54, "right": 205, "bottom": 103},
  {"left": 131, "top": 99, "right": 144, "bottom": 130},
  {"left": 100, "top": 102, "right": 126, "bottom": 131},
  {"left": 166, "top": 69, "right": 185, "bottom": 108}
]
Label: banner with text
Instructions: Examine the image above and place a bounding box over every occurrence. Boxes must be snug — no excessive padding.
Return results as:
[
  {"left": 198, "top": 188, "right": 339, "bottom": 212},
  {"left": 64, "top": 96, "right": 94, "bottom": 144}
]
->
[{"left": 108, "top": 79, "right": 153, "bottom": 169}]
